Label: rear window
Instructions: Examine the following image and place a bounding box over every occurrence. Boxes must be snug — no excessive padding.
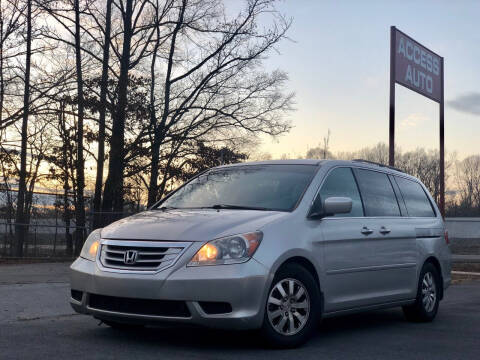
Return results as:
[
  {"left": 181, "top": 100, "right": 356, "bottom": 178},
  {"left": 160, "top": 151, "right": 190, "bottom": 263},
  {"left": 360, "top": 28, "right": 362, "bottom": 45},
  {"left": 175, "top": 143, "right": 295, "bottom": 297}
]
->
[
  {"left": 394, "top": 177, "right": 436, "bottom": 217},
  {"left": 354, "top": 169, "right": 401, "bottom": 217}
]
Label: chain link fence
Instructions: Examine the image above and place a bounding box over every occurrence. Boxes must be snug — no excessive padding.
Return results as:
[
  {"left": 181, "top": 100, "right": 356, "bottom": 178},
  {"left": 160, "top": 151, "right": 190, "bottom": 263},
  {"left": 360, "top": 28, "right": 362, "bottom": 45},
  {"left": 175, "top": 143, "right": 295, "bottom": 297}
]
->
[
  {"left": 0, "top": 211, "right": 138, "bottom": 259},
  {"left": 0, "top": 222, "right": 86, "bottom": 258},
  {"left": 0, "top": 188, "right": 143, "bottom": 259}
]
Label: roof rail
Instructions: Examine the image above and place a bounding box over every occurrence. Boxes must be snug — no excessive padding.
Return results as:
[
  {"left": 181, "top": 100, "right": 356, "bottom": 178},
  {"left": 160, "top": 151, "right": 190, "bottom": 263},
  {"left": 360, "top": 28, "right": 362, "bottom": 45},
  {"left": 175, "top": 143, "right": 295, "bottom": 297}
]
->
[{"left": 352, "top": 159, "right": 404, "bottom": 173}]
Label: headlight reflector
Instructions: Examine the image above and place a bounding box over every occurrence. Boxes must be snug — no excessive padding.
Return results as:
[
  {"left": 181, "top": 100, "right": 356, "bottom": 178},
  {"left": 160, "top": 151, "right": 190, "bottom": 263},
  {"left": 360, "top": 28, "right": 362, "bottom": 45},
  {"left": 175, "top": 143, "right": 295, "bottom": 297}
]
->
[
  {"left": 194, "top": 243, "right": 219, "bottom": 262},
  {"left": 188, "top": 231, "right": 263, "bottom": 266},
  {"left": 80, "top": 228, "right": 102, "bottom": 261}
]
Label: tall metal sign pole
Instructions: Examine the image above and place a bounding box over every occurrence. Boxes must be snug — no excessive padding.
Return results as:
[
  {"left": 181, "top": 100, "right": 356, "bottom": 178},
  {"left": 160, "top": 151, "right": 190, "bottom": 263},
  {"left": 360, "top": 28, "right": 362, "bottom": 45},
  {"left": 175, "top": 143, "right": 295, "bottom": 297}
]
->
[
  {"left": 389, "top": 26, "right": 445, "bottom": 217},
  {"left": 389, "top": 29, "right": 396, "bottom": 168},
  {"left": 439, "top": 58, "right": 445, "bottom": 218}
]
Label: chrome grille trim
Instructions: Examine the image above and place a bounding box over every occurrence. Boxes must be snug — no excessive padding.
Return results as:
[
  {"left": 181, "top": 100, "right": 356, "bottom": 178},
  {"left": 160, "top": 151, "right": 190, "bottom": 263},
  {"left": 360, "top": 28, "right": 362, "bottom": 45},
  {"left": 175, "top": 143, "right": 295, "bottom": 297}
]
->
[{"left": 98, "top": 239, "right": 192, "bottom": 274}]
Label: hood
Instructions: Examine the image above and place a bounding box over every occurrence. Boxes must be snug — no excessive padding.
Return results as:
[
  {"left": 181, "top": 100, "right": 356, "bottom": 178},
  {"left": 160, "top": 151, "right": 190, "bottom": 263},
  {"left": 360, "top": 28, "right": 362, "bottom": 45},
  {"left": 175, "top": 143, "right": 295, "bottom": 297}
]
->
[{"left": 100, "top": 209, "right": 289, "bottom": 242}]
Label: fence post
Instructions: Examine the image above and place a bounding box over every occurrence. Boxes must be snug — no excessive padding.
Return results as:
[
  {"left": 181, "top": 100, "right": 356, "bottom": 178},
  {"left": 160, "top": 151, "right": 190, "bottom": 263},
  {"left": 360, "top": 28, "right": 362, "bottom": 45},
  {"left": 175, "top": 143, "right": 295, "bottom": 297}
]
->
[
  {"left": 34, "top": 225, "right": 37, "bottom": 257},
  {"left": 54, "top": 211, "right": 58, "bottom": 256},
  {"left": 3, "top": 222, "right": 7, "bottom": 256},
  {"left": 23, "top": 224, "right": 28, "bottom": 257}
]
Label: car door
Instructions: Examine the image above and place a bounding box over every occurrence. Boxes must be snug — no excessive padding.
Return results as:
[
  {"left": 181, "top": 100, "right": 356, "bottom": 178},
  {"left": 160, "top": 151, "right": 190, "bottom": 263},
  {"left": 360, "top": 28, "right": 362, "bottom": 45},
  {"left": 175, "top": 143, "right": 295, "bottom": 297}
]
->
[
  {"left": 353, "top": 168, "right": 417, "bottom": 303},
  {"left": 315, "top": 167, "right": 381, "bottom": 312},
  {"left": 393, "top": 175, "right": 442, "bottom": 298}
]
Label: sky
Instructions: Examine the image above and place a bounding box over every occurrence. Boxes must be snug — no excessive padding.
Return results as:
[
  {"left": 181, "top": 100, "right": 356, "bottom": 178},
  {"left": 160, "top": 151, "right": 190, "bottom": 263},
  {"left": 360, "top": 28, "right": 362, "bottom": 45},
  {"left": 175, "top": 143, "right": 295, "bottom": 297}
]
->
[{"left": 256, "top": 0, "right": 480, "bottom": 159}]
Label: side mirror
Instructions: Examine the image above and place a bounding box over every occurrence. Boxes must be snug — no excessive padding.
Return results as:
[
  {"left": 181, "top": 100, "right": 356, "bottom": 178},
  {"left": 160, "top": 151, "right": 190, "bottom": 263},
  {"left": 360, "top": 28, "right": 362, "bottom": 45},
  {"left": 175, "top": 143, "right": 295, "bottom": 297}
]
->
[
  {"left": 309, "top": 196, "right": 352, "bottom": 219},
  {"left": 323, "top": 197, "right": 352, "bottom": 216}
]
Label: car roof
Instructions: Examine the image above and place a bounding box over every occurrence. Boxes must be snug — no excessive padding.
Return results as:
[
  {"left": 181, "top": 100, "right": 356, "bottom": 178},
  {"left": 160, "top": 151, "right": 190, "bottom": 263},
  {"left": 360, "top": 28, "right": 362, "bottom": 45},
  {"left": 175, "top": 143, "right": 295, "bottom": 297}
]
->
[
  {"left": 214, "top": 159, "right": 415, "bottom": 180},
  {"left": 214, "top": 159, "right": 325, "bottom": 168}
]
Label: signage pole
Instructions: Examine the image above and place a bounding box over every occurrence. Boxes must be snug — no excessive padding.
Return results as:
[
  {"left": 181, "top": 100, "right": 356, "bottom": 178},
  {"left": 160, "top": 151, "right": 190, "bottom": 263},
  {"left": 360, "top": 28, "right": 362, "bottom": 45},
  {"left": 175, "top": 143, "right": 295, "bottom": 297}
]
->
[
  {"left": 439, "top": 57, "right": 445, "bottom": 218},
  {"left": 389, "top": 26, "right": 396, "bottom": 167},
  {"left": 390, "top": 26, "right": 444, "bottom": 215}
]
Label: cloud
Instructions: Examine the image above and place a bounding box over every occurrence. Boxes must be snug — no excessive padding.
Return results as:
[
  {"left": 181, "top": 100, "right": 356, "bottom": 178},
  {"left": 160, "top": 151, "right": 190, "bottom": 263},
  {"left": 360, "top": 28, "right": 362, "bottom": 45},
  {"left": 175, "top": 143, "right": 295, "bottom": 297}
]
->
[
  {"left": 448, "top": 93, "right": 480, "bottom": 116},
  {"left": 400, "top": 113, "right": 428, "bottom": 129}
]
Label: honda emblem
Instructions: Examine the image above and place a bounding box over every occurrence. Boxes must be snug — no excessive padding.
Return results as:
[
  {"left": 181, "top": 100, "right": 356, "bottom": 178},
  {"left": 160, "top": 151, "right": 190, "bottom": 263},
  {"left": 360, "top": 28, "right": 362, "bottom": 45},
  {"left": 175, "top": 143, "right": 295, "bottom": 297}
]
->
[{"left": 124, "top": 250, "right": 138, "bottom": 265}]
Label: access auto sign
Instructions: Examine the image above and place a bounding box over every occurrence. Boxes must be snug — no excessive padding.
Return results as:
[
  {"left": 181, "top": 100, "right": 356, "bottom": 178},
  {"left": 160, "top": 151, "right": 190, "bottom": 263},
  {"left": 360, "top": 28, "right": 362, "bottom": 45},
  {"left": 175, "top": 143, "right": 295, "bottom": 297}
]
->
[
  {"left": 388, "top": 26, "right": 445, "bottom": 217},
  {"left": 393, "top": 28, "right": 442, "bottom": 102}
]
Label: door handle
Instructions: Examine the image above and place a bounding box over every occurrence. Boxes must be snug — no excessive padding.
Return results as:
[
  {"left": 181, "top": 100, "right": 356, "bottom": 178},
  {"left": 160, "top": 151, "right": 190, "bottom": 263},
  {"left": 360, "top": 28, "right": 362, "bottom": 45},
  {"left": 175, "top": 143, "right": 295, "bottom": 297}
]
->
[
  {"left": 361, "top": 227, "right": 374, "bottom": 235},
  {"left": 379, "top": 226, "right": 391, "bottom": 235}
]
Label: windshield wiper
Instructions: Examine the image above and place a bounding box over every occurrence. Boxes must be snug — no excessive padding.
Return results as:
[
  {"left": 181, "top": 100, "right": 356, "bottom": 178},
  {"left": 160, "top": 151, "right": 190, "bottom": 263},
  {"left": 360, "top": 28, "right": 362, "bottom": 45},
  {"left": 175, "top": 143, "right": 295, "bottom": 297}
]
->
[
  {"left": 205, "top": 204, "right": 271, "bottom": 211},
  {"left": 155, "top": 206, "right": 177, "bottom": 211},
  {"left": 155, "top": 204, "right": 271, "bottom": 211}
]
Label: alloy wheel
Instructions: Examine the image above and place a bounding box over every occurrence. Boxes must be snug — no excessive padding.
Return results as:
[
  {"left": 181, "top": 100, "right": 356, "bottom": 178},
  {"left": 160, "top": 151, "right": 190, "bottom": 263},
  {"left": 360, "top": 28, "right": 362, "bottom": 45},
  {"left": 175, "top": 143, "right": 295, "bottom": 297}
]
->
[
  {"left": 267, "top": 278, "right": 310, "bottom": 336},
  {"left": 422, "top": 271, "right": 437, "bottom": 312}
]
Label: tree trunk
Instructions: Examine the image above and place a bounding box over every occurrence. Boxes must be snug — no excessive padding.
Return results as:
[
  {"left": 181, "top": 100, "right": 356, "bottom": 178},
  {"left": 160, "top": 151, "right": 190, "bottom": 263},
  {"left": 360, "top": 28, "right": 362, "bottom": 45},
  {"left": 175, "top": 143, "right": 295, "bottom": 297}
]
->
[
  {"left": 147, "top": 1, "right": 185, "bottom": 207},
  {"left": 147, "top": 129, "right": 161, "bottom": 206},
  {"left": 58, "top": 101, "right": 73, "bottom": 256},
  {"left": 14, "top": 0, "right": 32, "bottom": 257},
  {"left": 101, "top": 0, "right": 133, "bottom": 223},
  {"left": 146, "top": 17, "right": 161, "bottom": 207},
  {"left": 0, "top": 4, "right": 4, "bottom": 127},
  {"left": 73, "top": 0, "right": 86, "bottom": 255},
  {"left": 64, "top": 186, "right": 72, "bottom": 257},
  {"left": 92, "top": 0, "right": 113, "bottom": 229}
]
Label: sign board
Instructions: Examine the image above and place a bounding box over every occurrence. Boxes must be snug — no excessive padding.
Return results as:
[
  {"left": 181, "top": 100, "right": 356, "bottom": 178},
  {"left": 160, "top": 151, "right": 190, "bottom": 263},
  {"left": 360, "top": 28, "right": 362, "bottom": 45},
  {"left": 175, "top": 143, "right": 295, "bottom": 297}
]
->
[
  {"left": 389, "top": 26, "right": 445, "bottom": 217},
  {"left": 393, "top": 28, "right": 442, "bottom": 102}
]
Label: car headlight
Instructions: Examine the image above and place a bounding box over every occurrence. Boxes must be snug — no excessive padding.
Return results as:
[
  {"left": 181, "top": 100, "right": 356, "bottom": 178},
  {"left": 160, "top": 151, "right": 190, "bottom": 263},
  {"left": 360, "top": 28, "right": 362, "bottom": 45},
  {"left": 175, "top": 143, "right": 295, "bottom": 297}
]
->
[
  {"left": 80, "top": 228, "right": 102, "bottom": 261},
  {"left": 188, "top": 231, "right": 263, "bottom": 266}
]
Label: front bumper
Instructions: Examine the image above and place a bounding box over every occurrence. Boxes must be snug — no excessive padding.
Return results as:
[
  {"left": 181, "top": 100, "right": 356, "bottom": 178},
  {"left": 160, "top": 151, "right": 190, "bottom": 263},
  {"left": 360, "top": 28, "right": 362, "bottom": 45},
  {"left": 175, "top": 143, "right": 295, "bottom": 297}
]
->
[{"left": 70, "top": 256, "right": 271, "bottom": 330}]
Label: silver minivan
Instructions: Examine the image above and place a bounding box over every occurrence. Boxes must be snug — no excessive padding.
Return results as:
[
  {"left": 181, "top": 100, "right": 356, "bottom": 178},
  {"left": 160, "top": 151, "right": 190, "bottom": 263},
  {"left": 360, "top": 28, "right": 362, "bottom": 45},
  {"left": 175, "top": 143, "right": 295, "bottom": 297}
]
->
[{"left": 70, "top": 159, "right": 451, "bottom": 347}]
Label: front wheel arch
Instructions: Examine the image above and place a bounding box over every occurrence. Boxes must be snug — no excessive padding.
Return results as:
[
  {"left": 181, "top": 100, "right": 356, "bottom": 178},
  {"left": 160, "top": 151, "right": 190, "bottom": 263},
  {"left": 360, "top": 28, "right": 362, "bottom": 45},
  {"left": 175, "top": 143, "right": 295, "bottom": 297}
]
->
[
  {"left": 274, "top": 256, "right": 324, "bottom": 315},
  {"left": 261, "top": 262, "right": 322, "bottom": 347}
]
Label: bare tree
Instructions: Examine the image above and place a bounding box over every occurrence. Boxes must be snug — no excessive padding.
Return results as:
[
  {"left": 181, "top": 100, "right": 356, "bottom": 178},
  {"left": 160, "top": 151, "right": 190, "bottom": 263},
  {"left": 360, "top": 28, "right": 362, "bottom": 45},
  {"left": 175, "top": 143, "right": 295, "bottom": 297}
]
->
[
  {"left": 306, "top": 129, "right": 332, "bottom": 159},
  {"left": 145, "top": 0, "right": 293, "bottom": 206},
  {"left": 322, "top": 129, "right": 331, "bottom": 159},
  {"left": 101, "top": 0, "right": 156, "bottom": 217},
  {"left": 146, "top": 0, "right": 174, "bottom": 206},
  {"left": 92, "top": 0, "right": 113, "bottom": 229},
  {"left": 455, "top": 155, "right": 480, "bottom": 214},
  {"left": 73, "top": 0, "right": 86, "bottom": 253},
  {"left": 13, "top": 0, "right": 32, "bottom": 256},
  {"left": 0, "top": 0, "right": 296, "bottom": 254},
  {"left": 0, "top": 0, "right": 25, "bottom": 129},
  {"left": 45, "top": 98, "right": 77, "bottom": 255},
  {"left": 396, "top": 148, "right": 448, "bottom": 204}
]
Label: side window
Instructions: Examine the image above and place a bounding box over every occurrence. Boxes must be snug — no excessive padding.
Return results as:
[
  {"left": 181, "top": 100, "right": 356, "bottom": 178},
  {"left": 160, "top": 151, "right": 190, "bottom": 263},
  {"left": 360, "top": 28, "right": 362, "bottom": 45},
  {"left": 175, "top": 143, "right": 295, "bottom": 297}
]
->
[
  {"left": 395, "top": 177, "right": 436, "bottom": 217},
  {"left": 354, "top": 169, "right": 400, "bottom": 217},
  {"left": 317, "top": 167, "right": 364, "bottom": 217}
]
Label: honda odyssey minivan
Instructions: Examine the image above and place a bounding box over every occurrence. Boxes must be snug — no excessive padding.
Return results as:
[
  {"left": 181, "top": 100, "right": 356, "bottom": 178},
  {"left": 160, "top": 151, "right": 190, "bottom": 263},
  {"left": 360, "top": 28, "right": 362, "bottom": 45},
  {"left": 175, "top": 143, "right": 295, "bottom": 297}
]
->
[{"left": 70, "top": 159, "right": 451, "bottom": 347}]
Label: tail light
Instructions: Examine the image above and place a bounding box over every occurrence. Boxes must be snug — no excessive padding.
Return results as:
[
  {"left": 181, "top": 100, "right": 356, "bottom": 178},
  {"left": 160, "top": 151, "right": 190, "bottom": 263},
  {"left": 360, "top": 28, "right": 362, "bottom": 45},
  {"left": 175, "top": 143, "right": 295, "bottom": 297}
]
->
[{"left": 444, "top": 229, "right": 449, "bottom": 245}]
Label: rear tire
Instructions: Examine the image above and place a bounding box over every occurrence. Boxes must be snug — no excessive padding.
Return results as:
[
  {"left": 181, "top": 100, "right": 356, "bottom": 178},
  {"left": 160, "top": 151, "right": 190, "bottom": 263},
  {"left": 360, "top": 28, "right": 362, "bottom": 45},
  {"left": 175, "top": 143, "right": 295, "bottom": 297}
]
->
[
  {"left": 260, "top": 263, "right": 321, "bottom": 348},
  {"left": 403, "top": 262, "right": 440, "bottom": 322}
]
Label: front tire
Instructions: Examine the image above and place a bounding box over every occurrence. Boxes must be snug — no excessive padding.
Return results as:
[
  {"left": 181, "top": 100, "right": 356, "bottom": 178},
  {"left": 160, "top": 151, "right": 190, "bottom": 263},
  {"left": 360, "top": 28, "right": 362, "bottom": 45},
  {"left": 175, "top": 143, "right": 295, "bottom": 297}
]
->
[
  {"left": 260, "top": 263, "right": 321, "bottom": 348},
  {"left": 403, "top": 262, "right": 440, "bottom": 322}
]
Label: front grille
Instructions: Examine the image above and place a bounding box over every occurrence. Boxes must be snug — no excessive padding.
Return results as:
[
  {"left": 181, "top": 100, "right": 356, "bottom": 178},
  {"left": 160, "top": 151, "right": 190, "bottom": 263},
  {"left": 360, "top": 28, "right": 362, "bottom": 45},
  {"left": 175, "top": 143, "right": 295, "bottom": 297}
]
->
[
  {"left": 88, "top": 294, "right": 191, "bottom": 317},
  {"left": 99, "top": 240, "right": 189, "bottom": 271}
]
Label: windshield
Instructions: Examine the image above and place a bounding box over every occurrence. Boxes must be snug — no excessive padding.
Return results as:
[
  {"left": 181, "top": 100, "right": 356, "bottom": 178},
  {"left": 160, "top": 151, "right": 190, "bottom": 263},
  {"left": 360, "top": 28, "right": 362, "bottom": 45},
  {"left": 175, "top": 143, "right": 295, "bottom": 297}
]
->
[{"left": 157, "top": 164, "right": 319, "bottom": 212}]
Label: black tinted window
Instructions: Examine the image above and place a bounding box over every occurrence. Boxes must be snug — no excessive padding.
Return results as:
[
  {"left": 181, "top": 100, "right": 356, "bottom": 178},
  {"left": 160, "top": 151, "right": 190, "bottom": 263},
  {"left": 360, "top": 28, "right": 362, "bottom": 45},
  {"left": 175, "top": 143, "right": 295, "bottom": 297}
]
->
[
  {"left": 395, "top": 177, "right": 435, "bottom": 217},
  {"left": 354, "top": 169, "right": 400, "bottom": 217},
  {"left": 318, "top": 167, "right": 364, "bottom": 217}
]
